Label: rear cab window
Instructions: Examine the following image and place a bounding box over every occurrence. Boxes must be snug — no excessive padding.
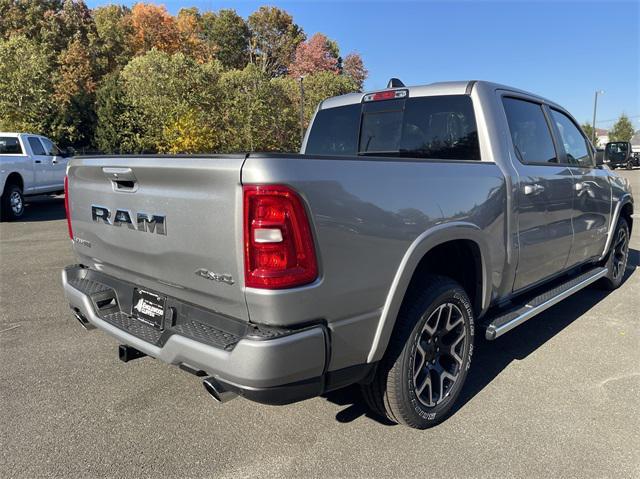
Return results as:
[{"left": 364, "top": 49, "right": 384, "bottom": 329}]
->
[
  {"left": 305, "top": 94, "right": 481, "bottom": 161},
  {"left": 0, "top": 137, "right": 23, "bottom": 154}
]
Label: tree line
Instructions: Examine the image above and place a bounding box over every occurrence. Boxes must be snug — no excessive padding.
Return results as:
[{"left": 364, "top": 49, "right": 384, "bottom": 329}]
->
[{"left": 0, "top": 1, "right": 368, "bottom": 153}]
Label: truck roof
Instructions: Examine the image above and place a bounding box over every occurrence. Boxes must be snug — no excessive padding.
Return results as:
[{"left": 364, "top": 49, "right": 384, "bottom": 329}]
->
[
  {"left": 319, "top": 80, "right": 559, "bottom": 111},
  {"left": 0, "top": 132, "right": 42, "bottom": 137}
]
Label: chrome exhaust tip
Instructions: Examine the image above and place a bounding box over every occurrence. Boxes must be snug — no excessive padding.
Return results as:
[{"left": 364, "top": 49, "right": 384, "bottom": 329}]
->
[
  {"left": 203, "top": 377, "right": 238, "bottom": 404},
  {"left": 72, "top": 309, "right": 95, "bottom": 330}
]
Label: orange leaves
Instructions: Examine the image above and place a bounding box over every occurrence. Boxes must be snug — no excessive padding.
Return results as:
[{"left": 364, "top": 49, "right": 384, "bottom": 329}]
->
[{"left": 130, "top": 3, "right": 180, "bottom": 54}]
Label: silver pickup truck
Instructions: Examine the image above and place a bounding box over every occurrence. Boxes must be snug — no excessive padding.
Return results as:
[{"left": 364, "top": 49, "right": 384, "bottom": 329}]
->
[
  {"left": 62, "top": 80, "right": 633, "bottom": 429},
  {"left": 1, "top": 132, "right": 69, "bottom": 221}
]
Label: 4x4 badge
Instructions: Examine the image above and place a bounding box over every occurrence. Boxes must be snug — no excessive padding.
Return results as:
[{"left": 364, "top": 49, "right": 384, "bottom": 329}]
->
[{"left": 195, "top": 268, "right": 235, "bottom": 285}]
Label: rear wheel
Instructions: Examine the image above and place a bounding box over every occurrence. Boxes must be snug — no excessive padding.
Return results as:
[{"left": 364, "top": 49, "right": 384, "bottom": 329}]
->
[
  {"left": 599, "top": 218, "right": 630, "bottom": 290},
  {"left": 361, "top": 275, "right": 474, "bottom": 429},
  {"left": 0, "top": 184, "right": 25, "bottom": 221},
  {"left": 627, "top": 160, "right": 634, "bottom": 170}
]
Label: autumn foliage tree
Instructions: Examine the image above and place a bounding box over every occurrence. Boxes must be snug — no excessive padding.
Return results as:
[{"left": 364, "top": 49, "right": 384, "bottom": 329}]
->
[
  {"left": 51, "top": 36, "right": 97, "bottom": 145},
  {"left": 130, "top": 3, "right": 179, "bottom": 54},
  {"left": 0, "top": 1, "right": 368, "bottom": 152},
  {"left": 288, "top": 33, "right": 339, "bottom": 78},
  {"left": 342, "top": 53, "right": 368, "bottom": 90}
]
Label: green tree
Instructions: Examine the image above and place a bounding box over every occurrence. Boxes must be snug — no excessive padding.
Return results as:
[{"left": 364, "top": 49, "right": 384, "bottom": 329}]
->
[
  {"left": 581, "top": 123, "right": 598, "bottom": 147},
  {"left": 94, "top": 72, "right": 143, "bottom": 153},
  {"left": 0, "top": 35, "right": 54, "bottom": 133},
  {"left": 218, "top": 64, "right": 298, "bottom": 152},
  {"left": 92, "top": 4, "right": 134, "bottom": 74},
  {"left": 248, "top": 6, "right": 305, "bottom": 77},
  {"left": 120, "top": 49, "right": 221, "bottom": 151},
  {"left": 608, "top": 114, "right": 635, "bottom": 142},
  {"left": 202, "top": 9, "right": 250, "bottom": 70},
  {"left": 40, "top": 0, "right": 96, "bottom": 53},
  {"left": 280, "top": 71, "right": 359, "bottom": 138}
]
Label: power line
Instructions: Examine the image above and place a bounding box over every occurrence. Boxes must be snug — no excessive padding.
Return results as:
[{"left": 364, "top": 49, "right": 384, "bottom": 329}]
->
[{"left": 596, "top": 115, "right": 640, "bottom": 124}]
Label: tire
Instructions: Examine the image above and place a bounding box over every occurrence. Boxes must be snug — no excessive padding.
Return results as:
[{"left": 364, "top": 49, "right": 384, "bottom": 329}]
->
[
  {"left": 599, "top": 218, "right": 630, "bottom": 290},
  {"left": 361, "top": 275, "right": 474, "bottom": 429},
  {"left": 0, "top": 183, "right": 25, "bottom": 221},
  {"left": 610, "top": 165, "right": 616, "bottom": 170},
  {"left": 626, "top": 160, "right": 633, "bottom": 170}
]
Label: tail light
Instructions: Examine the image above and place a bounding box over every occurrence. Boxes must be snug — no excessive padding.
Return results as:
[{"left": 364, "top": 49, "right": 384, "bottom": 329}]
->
[
  {"left": 64, "top": 175, "right": 73, "bottom": 240},
  {"left": 243, "top": 185, "right": 318, "bottom": 289}
]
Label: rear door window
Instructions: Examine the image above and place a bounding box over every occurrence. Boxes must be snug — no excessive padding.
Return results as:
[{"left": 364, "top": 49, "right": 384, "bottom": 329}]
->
[
  {"left": 28, "top": 137, "right": 46, "bottom": 156},
  {"left": 0, "top": 137, "right": 23, "bottom": 154},
  {"left": 502, "top": 97, "right": 557, "bottom": 164}
]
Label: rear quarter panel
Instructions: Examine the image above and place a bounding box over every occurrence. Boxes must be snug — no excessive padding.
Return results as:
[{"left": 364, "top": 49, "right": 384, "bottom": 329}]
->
[{"left": 242, "top": 155, "right": 506, "bottom": 369}]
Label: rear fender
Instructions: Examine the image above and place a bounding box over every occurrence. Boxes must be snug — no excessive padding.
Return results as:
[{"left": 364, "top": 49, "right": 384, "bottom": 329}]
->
[{"left": 366, "top": 222, "right": 492, "bottom": 362}]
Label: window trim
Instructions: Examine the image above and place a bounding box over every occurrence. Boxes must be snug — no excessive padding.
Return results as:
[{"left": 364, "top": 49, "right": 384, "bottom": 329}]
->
[
  {"left": 501, "top": 94, "right": 561, "bottom": 167},
  {"left": 547, "top": 106, "right": 595, "bottom": 169}
]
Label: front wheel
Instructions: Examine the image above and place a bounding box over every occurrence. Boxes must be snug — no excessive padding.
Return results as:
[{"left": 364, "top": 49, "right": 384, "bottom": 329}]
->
[
  {"left": 0, "top": 184, "right": 25, "bottom": 221},
  {"left": 361, "top": 275, "right": 474, "bottom": 429},
  {"left": 599, "top": 218, "right": 630, "bottom": 290},
  {"left": 626, "top": 160, "right": 634, "bottom": 170}
]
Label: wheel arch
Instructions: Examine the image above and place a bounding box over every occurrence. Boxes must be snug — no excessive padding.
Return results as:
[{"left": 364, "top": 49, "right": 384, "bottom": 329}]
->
[
  {"left": 367, "top": 222, "right": 492, "bottom": 363},
  {"left": 620, "top": 200, "right": 633, "bottom": 234},
  {"left": 3, "top": 172, "right": 24, "bottom": 193},
  {"left": 600, "top": 194, "right": 633, "bottom": 261}
]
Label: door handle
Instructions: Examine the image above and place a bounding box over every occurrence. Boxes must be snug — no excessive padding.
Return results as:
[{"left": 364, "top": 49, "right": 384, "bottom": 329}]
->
[
  {"left": 34, "top": 160, "right": 42, "bottom": 164},
  {"left": 523, "top": 183, "right": 545, "bottom": 195},
  {"left": 52, "top": 158, "right": 58, "bottom": 164}
]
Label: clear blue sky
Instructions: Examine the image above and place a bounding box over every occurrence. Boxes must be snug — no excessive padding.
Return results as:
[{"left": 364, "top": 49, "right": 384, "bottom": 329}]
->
[{"left": 87, "top": 0, "right": 639, "bottom": 130}]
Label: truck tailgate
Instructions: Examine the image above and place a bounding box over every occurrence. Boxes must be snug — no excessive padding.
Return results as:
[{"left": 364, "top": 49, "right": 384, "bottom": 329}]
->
[{"left": 67, "top": 155, "right": 249, "bottom": 321}]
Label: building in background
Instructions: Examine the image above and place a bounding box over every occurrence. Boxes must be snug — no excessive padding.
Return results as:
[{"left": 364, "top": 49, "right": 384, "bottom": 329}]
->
[
  {"left": 595, "top": 128, "right": 609, "bottom": 147},
  {"left": 630, "top": 130, "right": 640, "bottom": 154}
]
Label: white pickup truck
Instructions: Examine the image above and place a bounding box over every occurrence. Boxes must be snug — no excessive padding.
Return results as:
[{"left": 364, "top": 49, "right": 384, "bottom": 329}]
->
[{"left": 0, "top": 132, "right": 70, "bottom": 221}]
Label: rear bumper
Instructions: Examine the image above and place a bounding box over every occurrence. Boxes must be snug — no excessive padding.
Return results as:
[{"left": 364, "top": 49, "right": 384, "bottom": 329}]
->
[{"left": 62, "top": 265, "right": 330, "bottom": 404}]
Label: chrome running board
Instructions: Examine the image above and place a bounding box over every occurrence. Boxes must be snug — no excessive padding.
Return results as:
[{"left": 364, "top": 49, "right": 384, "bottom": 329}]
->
[{"left": 485, "top": 267, "right": 608, "bottom": 340}]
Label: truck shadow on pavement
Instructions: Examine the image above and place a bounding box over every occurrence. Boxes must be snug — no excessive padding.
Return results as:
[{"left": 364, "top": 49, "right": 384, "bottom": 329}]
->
[
  {"left": 21, "top": 195, "right": 66, "bottom": 222},
  {"left": 324, "top": 248, "right": 639, "bottom": 427}
]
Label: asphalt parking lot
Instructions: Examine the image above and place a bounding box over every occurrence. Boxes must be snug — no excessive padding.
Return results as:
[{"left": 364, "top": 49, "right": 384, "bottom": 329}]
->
[{"left": 1, "top": 170, "right": 639, "bottom": 478}]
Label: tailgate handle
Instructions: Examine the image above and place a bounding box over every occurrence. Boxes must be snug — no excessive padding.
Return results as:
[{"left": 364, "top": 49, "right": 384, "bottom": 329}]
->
[{"left": 102, "top": 167, "right": 137, "bottom": 191}]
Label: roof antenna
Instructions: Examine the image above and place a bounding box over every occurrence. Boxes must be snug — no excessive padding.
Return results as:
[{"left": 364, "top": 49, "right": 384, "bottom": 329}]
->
[{"left": 387, "top": 78, "right": 405, "bottom": 88}]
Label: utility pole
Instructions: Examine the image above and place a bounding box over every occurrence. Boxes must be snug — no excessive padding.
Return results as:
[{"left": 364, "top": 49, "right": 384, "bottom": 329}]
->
[
  {"left": 299, "top": 76, "right": 305, "bottom": 144},
  {"left": 592, "top": 90, "right": 604, "bottom": 144}
]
